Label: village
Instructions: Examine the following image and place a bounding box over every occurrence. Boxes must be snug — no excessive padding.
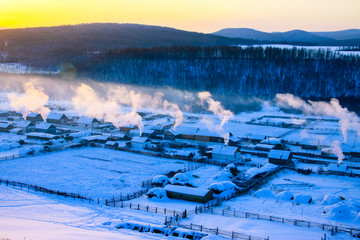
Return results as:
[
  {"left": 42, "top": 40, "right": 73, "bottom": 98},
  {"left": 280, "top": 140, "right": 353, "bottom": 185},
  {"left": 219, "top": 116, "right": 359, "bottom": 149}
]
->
[{"left": 1, "top": 104, "right": 360, "bottom": 240}]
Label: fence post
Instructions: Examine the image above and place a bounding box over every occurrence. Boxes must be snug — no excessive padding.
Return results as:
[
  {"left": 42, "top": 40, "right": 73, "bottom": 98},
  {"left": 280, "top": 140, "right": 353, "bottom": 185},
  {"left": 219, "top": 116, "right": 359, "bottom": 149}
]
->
[
  {"left": 200, "top": 225, "right": 202, "bottom": 232},
  {"left": 105, "top": 199, "right": 108, "bottom": 206},
  {"left": 156, "top": 207, "right": 158, "bottom": 213},
  {"left": 232, "top": 231, "right": 234, "bottom": 239},
  {"left": 164, "top": 208, "right": 167, "bottom": 214},
  {"left": 121, "top": 201, "right": 124, "bottom": 208},
  {"left": 130, "top": 202, "right": 132, "bottom": 209},
  {"left": 147, "top": 205, "right": 149, "bottom": 212},
  {"left": 138, "top": 204, "right": 140, "bottom": 210},
  {"left": 190, "top": 223, "right": 192, "bottom": 230},
  {"left": 216, "top": 227, "right": 218, "bottom": 235}
]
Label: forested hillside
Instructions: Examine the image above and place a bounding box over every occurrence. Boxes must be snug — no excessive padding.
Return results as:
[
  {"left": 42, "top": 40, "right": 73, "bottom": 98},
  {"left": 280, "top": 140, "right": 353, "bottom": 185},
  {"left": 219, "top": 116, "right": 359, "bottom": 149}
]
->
[{"left": 76, "top": 46, "right": 360, "bottom": 99}]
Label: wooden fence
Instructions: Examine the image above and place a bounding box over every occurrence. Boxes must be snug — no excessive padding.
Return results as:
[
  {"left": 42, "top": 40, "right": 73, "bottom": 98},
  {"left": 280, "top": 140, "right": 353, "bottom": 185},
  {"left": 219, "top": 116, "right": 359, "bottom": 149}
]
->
[
  {"left": 175, "top": 222, "right": 269, "bottom": 240},
  {"left": 198, "top": 205, "right": 360, "bottom": 238}
]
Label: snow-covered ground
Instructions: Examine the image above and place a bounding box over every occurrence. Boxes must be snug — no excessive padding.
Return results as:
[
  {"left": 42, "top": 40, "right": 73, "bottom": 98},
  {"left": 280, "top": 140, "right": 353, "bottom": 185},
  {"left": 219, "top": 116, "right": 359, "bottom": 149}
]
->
[
  {"left": 222, "top": 170, "right": 360, "bottom": 228},
  {"left": 0, "top": 185, "right": 171, "bottom": 240},
  {"left": 0, "top": 147, "right": 191, "bottom": 199}
]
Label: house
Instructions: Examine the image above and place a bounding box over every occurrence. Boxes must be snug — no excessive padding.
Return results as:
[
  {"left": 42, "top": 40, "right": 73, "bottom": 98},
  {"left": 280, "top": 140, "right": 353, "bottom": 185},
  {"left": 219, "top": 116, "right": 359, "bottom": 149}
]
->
[
  {"left": 174, "top": 150, "right": 196, "bottom": 160},
  {"left": 76, "top": 116, "right": 100, "bottom": 129},
  {"left": 46, "top": 112, "right": 68, "bottom": 125},
  {"left": 131, "top": 137, "right": 151, "bottom": 150},
  {"left": 105, "top": 141, "right": 118, "bottom": 149},
  {"left": 110, "top": 133, "right": 131, "bottom": 141},
  {"left": 16, "top": 121, "right": 35, "bottom": 133},
  {"left": 268, "top": 149, "right": 293, "bottom": 165},
  {"left": 165, "top": 126, "right": 199, "bottom": 141},
  {"left": 0, "top": 110, "right": 10, "bottom": 118},
  {"left": 82, "top": 135, "right": 109, "bottom": 144},
  {"left": 211, "top": 145, "right": 241, "bottom": 162},
  {"left": 255, "top": 143, "right": 275, "bottom": 152},
  {"left": 26, "top": 112, "right": 43, "bottom": 123},
  {"left": 327, "top": 163, "right": 349, "bottom": 176},
  {"left": 119, "top": 124, "right": 138, "bottom": 132},
  {"left": 164, "top": 185, "right": 213, "bottom": 203},
  {"left": 35, "top": 122, "right": 57, "bottom": 134},
  {"left": 0, "top": 122, "right": 13, "bottom": 132},
  {"left": 245, "top": 134, "right": 266, "bottom": 143},
  {"left": 27, "top": 132, "right": 59, "bottom": 141},
  {"left": 194, "top": 129, "right": 224, "bottom": 143}
]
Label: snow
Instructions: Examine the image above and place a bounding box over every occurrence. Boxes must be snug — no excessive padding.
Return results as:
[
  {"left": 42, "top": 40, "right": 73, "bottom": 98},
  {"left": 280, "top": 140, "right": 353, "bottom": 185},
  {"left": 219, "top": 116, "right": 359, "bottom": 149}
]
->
[
  {"left": 131, "top": 137, "right": 150, "bottom": 143},
  {"left": 209, "top": 181, "right": 238, "bottom": 197},
  {"left": 152, "top": 175, "right": 170, "bottom": 187},
  {"left": 164, "top": 185, "right": 210, "bottom": 197},
  {"left": 245, "top": 163, "right": 277, "bottom": 178},
  {"left": 211, "top": 145, "right": 238, "bottom": 156},
  {"left": 254, "top": 188, "right": 275, "bottom": 198},
  {"left": 0, "top": 186, "right": 166, "bottom": 240},
  {"left": 268, "top": 149, "right": 291, "bottom": 160},
  {"left": 276, "top": 191, "right": 294, "bottom": 201},
  {"left": 146, "top": 188, "right": 168, "bottom": 199},
  {"left": 0, "top": 147, "right": 190, "bottom": 198},
  {"left": 293, "top": 194, "right": 313, "bottom": 204},
  {"left": 171, "top": 173, "right": 189, "bottom": 185}
]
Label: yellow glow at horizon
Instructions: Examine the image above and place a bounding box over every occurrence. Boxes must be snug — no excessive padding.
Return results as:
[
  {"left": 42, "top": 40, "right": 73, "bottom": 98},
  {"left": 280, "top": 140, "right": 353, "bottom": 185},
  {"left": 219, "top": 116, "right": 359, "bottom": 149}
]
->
[{"left": 0, "top": 0, "right": 359, "bottom": 32}]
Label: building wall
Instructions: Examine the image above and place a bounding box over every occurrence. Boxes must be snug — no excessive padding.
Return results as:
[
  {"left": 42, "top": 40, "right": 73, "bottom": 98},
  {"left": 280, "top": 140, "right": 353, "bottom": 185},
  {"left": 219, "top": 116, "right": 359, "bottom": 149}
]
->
[{"left": 166, "top": 191, "right": 213, "bottom": 203}]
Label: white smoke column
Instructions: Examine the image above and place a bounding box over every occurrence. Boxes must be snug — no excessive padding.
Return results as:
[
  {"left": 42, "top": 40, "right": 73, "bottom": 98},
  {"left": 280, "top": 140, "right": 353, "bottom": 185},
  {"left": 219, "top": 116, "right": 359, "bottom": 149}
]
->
[
  {"left": 163, "top": 100, "right": 183, "bottom": 129},
  {"left": 8, "top": 81, "right": 50, "bottom": 120},
  {"left": 198, "top": 91, "right": 234, "bottom": 129},
  {"left": 276, "top": 94, "right": 360, "bottom": 143},
  {"left": 223, "top": 133, "right": 230, "bottom": 146},
  {"left": 323, "top": 141, "right": 345, "bottom": 164},
  {"left": 72, "top": 83, "right": 144, "bottom": 134}
]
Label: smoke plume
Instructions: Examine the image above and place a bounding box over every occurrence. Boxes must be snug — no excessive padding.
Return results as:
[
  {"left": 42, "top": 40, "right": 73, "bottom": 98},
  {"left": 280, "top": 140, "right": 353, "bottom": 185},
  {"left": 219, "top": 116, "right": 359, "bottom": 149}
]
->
[
  {"left": 276, "top": 94, "right": 360, "bottom": 143},
  {"left": 72, "top": 83, "right": 144, "bottom": 134},
  {"left": 7, "top": 81, "right": 50, "bottom": 120},
  {"left": 322, "top": 140, "right": 345, "bottom": 164},
  {"left": 198, "top": 91, "right": 234, "bottom": 129}
]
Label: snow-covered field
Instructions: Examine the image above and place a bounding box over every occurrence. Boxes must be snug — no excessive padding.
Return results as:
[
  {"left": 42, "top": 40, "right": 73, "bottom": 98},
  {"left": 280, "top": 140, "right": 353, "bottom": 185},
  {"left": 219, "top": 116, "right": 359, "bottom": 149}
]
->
[
  {"left": 0, "top": 185, "right": 169, "bottom": 240},
  {"left": 222, "top": 170, "right": 360, "bottom": 228},
  {"left": 0, "top": 147, "right": 190, "bottom": 198}
]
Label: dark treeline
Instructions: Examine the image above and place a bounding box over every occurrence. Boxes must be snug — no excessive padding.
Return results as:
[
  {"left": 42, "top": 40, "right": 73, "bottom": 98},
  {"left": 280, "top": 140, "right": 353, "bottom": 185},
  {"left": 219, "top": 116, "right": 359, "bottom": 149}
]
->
[{"left": 76, "top": 46, "right": 360, "bottom": 99}]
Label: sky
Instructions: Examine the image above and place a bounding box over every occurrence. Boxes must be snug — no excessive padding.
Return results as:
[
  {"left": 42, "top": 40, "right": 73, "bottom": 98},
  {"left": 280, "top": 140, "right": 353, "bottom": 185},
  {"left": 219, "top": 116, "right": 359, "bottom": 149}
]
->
[{"left": 0, "top": 0, "right": 359, "bottom": 33}]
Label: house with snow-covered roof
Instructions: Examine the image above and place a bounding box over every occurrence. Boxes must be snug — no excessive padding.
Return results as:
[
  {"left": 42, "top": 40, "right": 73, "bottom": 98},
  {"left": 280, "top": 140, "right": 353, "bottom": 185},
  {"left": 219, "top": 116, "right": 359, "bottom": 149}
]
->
[
  {"left": 46, "top": 112, "right": 68, "bottom": 125},
  {"left": 164, "top": 126, "right": 199, "bottom": 140},
  {"left": 16, "top": 121, "right": 35, "bottom": 133},
  {"left": 26, "top": 112, "right": 43, "bottom": 123},
  {"left": 130, "top": 137, "right": 151, "bottom": 150},
  {"left": 35, "top": 122, "right": 57, "bottom": 134},
  {"left": 211, "top": 145, "right": 241, "bottom": 162},
  {"left": 268, "top": 149, "right": 292, "bottom": 165},
  {"left": 164, "top": 185, "right": 213, "bottom": 203},
  {"left": 0, "top": 122, "right": 13, "bottom": 132},
  {"left": 119, "top": 124, "right": 138, "bottom": 132},
  {"left": 76, "top": 116, "right": 100, "bottom": 129}
]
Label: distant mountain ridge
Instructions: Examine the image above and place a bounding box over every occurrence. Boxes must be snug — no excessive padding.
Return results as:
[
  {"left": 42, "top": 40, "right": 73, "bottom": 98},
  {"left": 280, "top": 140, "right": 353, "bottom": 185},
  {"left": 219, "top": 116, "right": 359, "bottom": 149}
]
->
[{"left": 213, "top": 28, "right": 360, "bottom": 44}]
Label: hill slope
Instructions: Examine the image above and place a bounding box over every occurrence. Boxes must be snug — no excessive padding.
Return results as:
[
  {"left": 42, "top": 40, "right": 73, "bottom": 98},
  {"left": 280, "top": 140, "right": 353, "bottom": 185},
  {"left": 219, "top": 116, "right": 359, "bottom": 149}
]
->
[{"left": 213, "top": 28, "right": 360, "bottom": 45}]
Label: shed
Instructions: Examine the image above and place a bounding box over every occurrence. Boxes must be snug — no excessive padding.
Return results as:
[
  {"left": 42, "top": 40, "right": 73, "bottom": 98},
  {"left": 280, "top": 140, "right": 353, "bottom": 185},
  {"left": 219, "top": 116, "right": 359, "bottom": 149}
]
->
[
  {"left": 268, "top": 149, "right": 293, "bottom": 165},
  {"left": 35, "top": 122, "right": 57, "bottom": 134},
  {"left": 82, "top": 135, "right": 109, "bottom": 144},
  {"left": 26, "top": 112, "right": 44, "bottom": 123},
  {"left": 255, "top": 143, "right": 275, "bottom": 152},
  {"left": 76, "top": 116, "right": 100, "bottom": 129},
  {"left": 46, "top": 112, "right": 68, "bottom": 125},
  {"left": 211, "top": 145, "right": 241, "bottom": 162},
  {"left": 164, "top": 185, "right": 213, "bottom": 203},
  {"left": 131, "top": 137, "right": 151, "bottom": 150},
  {"left": 327, "top": 163, "right": 349, "bottom": 176},
  {"left": 0, "top": 122, "right": 14, "bottom": 132}
]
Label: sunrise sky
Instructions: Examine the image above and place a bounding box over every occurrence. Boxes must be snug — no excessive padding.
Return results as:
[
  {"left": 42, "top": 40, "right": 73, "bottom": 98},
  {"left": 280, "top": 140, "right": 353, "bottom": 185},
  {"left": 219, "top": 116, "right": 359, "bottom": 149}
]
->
[{"left": 0, "top": 0, "right": 359, "bottom": 33}]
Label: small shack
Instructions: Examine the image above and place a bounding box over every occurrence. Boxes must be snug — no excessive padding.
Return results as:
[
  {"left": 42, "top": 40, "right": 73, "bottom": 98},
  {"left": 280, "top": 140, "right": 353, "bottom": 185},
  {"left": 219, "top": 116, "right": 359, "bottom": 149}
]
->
[
  {"left": 119, "top": 124, "right": 138, "bottom": 132},
  {"left": 35, "top": 122, "right": 57, "bottom": 134},
  {"left": 105, "top": 141, "right": 118, "bottom": 149},
  {"left": 26, "top": 112, "right": 44, "bottom": 123},
  {"left": 46, "top": 112, "right": 69, "bottom": 125},
  {"left": 131, "top": 137, "right": 151, "bottom": 150},
  {"left": 211, "top": 145, "right": 241, "bottom": 162},
  {"left": 164, "top": 185, "right": 213, "bottom": 203},
  {"left": 268, "top": 149, "right": 293, "bottom": 165}
]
